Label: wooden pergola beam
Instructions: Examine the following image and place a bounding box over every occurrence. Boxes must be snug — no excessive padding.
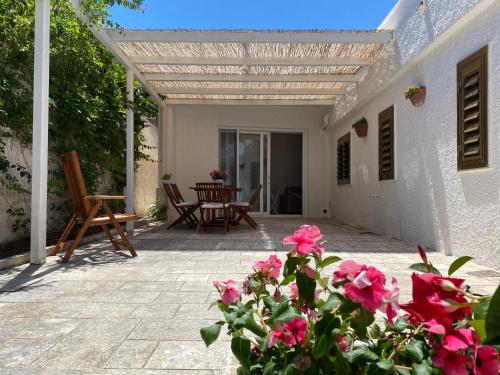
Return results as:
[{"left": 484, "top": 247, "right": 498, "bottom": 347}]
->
[
  {"left": 108, "top": 29, "right": 394, "bottom": 44},
  {"left": 143, "top": 73, "right": 362, "bottom": 83},
  {"left": 156, "top": 87, "right": 346, "bottom": 96},
  {"left": 164, "top": 99, "right": 334, "bottom": 106},
  {"left": 130, "top": 55, "right": 372, "bottom": 66}
]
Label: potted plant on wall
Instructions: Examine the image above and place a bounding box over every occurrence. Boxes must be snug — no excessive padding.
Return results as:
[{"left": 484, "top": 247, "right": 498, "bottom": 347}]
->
[
  {"left": 161, "top": 173, "right": 172, "bottom": 185},
  {"left": 209, "top": 169, "right": 229, "bottom": 185},
  {"left": 404, "top": 85, "right": 426, "bottom": 107},
  {"left": 352, "top": 117, "right": 368, "bottom": 137}
]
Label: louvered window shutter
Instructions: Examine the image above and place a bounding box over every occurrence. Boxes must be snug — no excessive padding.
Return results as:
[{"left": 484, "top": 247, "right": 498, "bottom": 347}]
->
[
  {"left": 378, "top": 106, "right": 394, "bottom": 180},
  {"left": 337, "top": 132, "right": 350, "bottom": 185},
  {"left": 457, "top": 46, "right": 488, "bottom": 170}
]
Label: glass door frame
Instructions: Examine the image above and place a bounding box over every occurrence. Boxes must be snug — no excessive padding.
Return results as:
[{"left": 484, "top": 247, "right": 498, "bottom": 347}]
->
[
  {"left": 219, "top": 127, "right": 307, "bottom": 217},
  {"left": 235, "top": 129, "right": 271, "bottom": 215}
]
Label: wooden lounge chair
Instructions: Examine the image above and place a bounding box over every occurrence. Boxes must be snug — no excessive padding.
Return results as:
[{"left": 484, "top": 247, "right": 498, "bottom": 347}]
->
[
  {"left": 53, "top": 150, "right": 137, "bottom": 262},
  {"left": 230, "top": 184, "right": 262, "bottom": 230},
  {"left": 163, "top": 183, "right": 199, "bottom": 229}
]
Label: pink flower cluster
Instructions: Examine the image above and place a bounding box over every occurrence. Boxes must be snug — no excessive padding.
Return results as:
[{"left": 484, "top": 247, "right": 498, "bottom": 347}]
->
[
  {"left": 333, "top": 259, "right": 400, "bottom": 323},
  {"left": 253, "top": 255, "right": 282, "bottom": 279},
  {"left": 282, "top": 224, "right": 324, "bottom": 256},
  {"left": 209, "top": 169, "right": 229, "bottom": 180},
  {"left": 213, "top": 280, "right": 240, "bottom": 305},
  {"left": 401, "top": 273, "right": 472, "bottom": 329},
  {"left": 433, "top": 328, "right": 499, "bottom": 375},
  {"left": 268, "top": 318, "right": 308, "bottom": 348}
]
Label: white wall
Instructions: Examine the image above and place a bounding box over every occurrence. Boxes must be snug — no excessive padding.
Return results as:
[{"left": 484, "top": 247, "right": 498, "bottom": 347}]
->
[
  {"left": 330, "top": 0, "right": 500, "bottom": 268},
  {"left": 161, "top": 105, "right": 331, "bottom": 218}
]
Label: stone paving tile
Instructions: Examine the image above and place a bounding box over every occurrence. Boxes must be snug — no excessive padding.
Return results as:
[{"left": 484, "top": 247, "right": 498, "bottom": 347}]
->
[
  {"left": 0, "top": 318, "right": 79, "bottom": 339},
  {"left": 154, "top": 292, "right": 208, "bottom": 304},
  {"left": 33, "top": 319, "right": 139, "bottom": 369},
  {"left": 0, "top": 338, "right": 58, "bottom": 367},
  {"left": 128, "top": 319, "right": 226, "bottom": 341},
  {"left": 103, "top": 340, "right": 157, "bottom": 369},
  {"left": 130, "top": 304, "right": 180, "bottom": 319},
  {"left": 144, "top": 341, "right": 232, "bottom": 370},
  {"left": 119, "top": 282, "right": 184, "bottom": 292}
]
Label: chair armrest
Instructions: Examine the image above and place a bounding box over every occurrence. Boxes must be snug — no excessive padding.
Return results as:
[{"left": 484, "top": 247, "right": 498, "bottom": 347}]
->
[{"left": 84, "top": 195, "right": 127, "bottom": 201}]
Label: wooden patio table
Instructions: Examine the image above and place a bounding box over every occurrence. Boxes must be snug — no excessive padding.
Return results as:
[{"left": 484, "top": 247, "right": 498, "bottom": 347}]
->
[{"left": 189, "top": 185, "right": 242, "bottom": 230}]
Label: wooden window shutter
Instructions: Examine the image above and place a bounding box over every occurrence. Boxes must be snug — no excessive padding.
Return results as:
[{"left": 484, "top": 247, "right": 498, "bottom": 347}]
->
[
  {"left": 457, "top": 46, "right": 488, "bottom": 170},
  {"left": 337, "top": 132, "right": 350, "bottom": 185},
  {"left": 378, "top": 106, "right": 394, "bottom": 180}
]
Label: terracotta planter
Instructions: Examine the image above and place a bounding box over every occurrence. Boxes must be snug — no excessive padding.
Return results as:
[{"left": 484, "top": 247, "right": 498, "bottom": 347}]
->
[
  {"left": 353, "top": 123, "right": 368, "bottom": 137},
  {"left": 408, "top": 87, "right": 426, "bottom": 107}
]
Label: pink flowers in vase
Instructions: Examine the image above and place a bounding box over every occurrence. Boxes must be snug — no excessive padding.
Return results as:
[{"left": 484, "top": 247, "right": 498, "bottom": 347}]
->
[
  {"left": 202, "top": 225, "right": 499, "bottom": 375},
  {"left": 209, "top": 169, "right": 229, "bottom": 181}
]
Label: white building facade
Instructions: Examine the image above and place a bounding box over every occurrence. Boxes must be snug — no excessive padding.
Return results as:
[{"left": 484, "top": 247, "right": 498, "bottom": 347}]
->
[{"left": 329, "top": 0, "right": 500, "bottom": 267}]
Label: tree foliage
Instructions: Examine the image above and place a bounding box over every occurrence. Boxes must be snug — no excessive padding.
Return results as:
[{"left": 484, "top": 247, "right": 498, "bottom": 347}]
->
[{"left": 0, "top": 0, "right": 157, "bottom": 233}]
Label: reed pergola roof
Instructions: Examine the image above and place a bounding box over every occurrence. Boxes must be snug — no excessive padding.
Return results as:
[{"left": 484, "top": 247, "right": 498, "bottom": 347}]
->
[{"left": 106, "top": 29, "right": 394, "bottom": 105}]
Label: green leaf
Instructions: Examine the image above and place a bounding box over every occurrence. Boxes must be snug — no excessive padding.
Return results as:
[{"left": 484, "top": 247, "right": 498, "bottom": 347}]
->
[
  {"left": 314, "top": 314, "right": 340, "bottom": 336},
  {"left": 370, "top": 323, "right": 382, "bottom": 339},
  {"left": 280, "top": 274, "right": 296, "bottom": 286},
  {"left": 393, "top": 317, "right": 410, "bottom": 332},
  {"left": 474, "top": 299, "right": 491, "bottom": 320},
  {"left": 350, "top": 308, "right": 375, "bottom": 338},
  {"left": 263, "top": 296, "right": 278, "bottom": 312},
  {"left": 237, "top": 366, "right": 251, "bottom": 375},
  {"left": 269, "top": 299, "right": 301, "bottom": 324},
  {"left": 401, "top": 339, "right": 424, "bottom": 363},
  {"left": 312, "top": 334, "right": 331, "bottom": 359},
  {"left": 412, "top": 361, "right": 433, "bottom": 375},
  {"left": 321, "top": 255, "right": 342, "bottom": 268},
  {"left": 296, "top": 271, "right": 317, "bottom": 307},
  {"left": 343, "top": 346, "right": 379, "bottom": 364},
  {"left": 263, "top": 360, "right": 276, "bottom": 375},
  {"left": 318, "top": 294, "right": 341, "bottom": 316},
  {"left": 281, "top": 364, "right": 295, "bottom": 375},
  {"left": 283, "top": 256, "right": 299, "bottom": 277},
  {"left": 471, "top": 319, "right": 487, "bottom": 341},
  {"left": 448, "top": 256, "right": 473, "bottom": 276},
  {"left": 231, "top": 336, "right": 251, "bottom": 367},
  {"left": 486, "top": 285, "right": 500, "bottom": 342},
  {"left": 409, "top": 262, "right": 441, "bottom": 275},
  {"left": 200, "top": 323, "right": 222, "bottom": 347},
  {"left": 366, "top": 359, "right": 394, "bottom": 375}
]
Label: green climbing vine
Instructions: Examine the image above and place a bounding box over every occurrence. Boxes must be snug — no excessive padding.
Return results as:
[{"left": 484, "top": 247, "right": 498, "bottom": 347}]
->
[{"left": 0, "top": 0, "right": 156, "bottom": 236}]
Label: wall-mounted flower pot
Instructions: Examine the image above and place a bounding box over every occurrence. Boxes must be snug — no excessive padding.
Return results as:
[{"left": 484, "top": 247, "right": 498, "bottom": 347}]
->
[
  {"left": 353, "top": 123, "right": 368, "bottom": 137},
  {"left": 406, "top": 87, "right": 426, "bottom": 107}
]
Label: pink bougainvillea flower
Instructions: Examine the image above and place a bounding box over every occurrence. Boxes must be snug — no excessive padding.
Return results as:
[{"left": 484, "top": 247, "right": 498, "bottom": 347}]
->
[
  {"left": 254, "top": 255, "right": 282, "bottom": 279},
  {"left": 442, "top": 328, "right": 479, "bottom": 352},
  {"left": 332, "top": 259, "right": 362, "bottom": 283},
  {"left": 400, "top": 273, "right": 472, "bottom": 328},
  {"left": 433, "top": 347, "right": 470, "bottom": 375},
  {"left": 213, "top": 280, "right": 241, "bottom": 305},
  {"left": 423, "top": 319, "right": 446, "bottom": 335},
  {"left": 268, "top": 329, "right": 294, "bottom": 348},
  {"left": 284, "top": 318, "right": 308, "bottom": 344},
  {"left": 474, "top": 346, "right": 500, "bottom": 375},
  {"left": 282, "top": 225, "right": 323, "bottom": 256},
  {"left": 381, "top": 277, "right": 400, "bottom": 324},
  {"left": 338, "top": 335, "right": 348, "bottom": 352},
  {"left": 333, "top": 260, "right": 389, "bottom": 312}
]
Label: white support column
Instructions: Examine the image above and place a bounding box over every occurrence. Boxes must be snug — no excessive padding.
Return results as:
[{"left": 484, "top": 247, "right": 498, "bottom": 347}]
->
[
  {"left": 126, "top": 69, "right": 135, "bottom": 233},
  {"left": 30, "top": 0, "right": 50, "bottom": 265},
  {"left": 157, "top": 104, "right": 164, "bottom": 186}
]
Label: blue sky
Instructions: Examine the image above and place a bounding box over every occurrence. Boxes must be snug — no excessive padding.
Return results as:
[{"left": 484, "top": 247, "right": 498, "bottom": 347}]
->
[{"left": 110, "top": 0, "right": 398, "bottom": 30}]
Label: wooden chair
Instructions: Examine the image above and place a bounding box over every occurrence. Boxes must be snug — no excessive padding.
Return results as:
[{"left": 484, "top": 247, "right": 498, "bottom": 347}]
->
[
  {"left": 53, "top": 151, "right": 138, "bottom": 263},
  {"left": 163, "top": 183, "right": 199, "bottom": 229},
  {"left": 230, "top": 184, "right": 262, "bottom": 230},
  {"left": 195, "top": 185, "right": 231, "bottom": 233}
]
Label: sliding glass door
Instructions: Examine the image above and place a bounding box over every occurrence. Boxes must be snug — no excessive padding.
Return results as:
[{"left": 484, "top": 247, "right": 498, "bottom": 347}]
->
[{"left": 219, "top": 129, "right": 270, "bottom": 214}]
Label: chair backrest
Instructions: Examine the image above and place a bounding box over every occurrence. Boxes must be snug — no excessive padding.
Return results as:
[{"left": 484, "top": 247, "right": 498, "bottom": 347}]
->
[
  {"left": 195, "top": 187, "right": 224, "bottom": 203},
  {"left": 163, "top": 183, "right": 180, "bottom": 206},
  {"left": 59, "top": 151, "right": 90, "bottom": 219},
  {"left": 248, "top": 184, "right": 263, "bottom": 206},
  {"left": 170, "top": 184, "right": 185, "bottom": 203},
  {"left": 196, "top": 182, "right": 222, "bottom": 189}
]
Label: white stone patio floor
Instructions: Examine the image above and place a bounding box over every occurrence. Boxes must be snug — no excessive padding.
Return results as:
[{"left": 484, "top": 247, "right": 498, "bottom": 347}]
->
[{"left": 0, "top": 218, "right": 498, "bottom": 374}]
